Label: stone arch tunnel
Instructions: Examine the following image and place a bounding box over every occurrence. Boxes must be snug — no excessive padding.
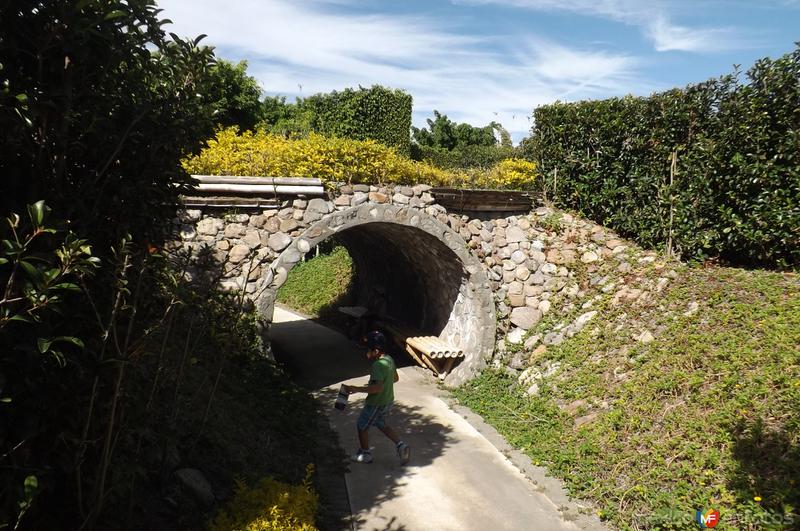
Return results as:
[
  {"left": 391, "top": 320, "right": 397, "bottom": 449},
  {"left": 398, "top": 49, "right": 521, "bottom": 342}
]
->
[{"left": 255, "top": 202, "right": 497, "bottom": 385}]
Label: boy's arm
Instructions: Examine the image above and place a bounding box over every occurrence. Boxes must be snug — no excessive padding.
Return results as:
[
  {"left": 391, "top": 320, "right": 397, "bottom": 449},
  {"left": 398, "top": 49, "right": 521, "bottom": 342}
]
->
[{"left": 345, "top": 381, "right": 384, "bottom": 394}]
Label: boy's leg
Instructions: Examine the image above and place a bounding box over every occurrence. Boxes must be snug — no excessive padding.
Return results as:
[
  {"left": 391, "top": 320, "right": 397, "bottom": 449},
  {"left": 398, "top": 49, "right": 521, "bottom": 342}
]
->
[
  {"left": 378, "top": 425, "right": 400, "bottom": 444},
  {"left": 358, "top": 428, "right": 370, "bottom": 450}
]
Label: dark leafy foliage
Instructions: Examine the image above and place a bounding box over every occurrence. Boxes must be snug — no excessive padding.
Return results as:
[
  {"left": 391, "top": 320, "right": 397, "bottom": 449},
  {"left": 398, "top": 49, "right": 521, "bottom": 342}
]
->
[
  {"left": 303, "top": 85, "right": 413, "bottom": 155},
  {"left": 0, "top": 0, "right": 242, "bottom": 249},
  {"left": 259, "top": 85, "right": 413, "bottom": 155},
  {"left": 205, "top": 59, "right": 266, "bottom": 133},
  {"left": 0, "top": 2, "right": 316, "bottom": 529},
  {"left": 411, "top": 144, "right": 516, "bottom": 170},
  {"left": 412, "top": 110, "right": 501, "bottom": 150},
  {"left": 531, "top": 45, "right": 800, "bottom": 268}
]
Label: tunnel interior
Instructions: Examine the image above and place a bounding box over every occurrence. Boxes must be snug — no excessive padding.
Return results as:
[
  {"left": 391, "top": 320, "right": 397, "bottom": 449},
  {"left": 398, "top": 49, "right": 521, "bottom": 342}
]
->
[
  {"left": 335, "top": 222, "right": 465, "bottom": 337},
  {"left": 261, "top": 204, "right": 496, "bottom": 385}
]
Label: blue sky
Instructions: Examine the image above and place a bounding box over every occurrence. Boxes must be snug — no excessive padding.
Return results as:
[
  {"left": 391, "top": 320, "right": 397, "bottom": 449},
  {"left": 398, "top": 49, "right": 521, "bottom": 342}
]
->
[{"left": 158, "top": 0, "right": 799, "bottom": 142}]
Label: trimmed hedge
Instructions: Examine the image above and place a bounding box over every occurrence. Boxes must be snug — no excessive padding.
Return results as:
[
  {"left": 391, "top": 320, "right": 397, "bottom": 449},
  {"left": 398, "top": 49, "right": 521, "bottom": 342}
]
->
[
  {"left": 411, "top": 144, "right": 516, "bottom": 170},
  {"left": 303, "top": 85, "right": 412, "bottom": 155},
  {"left": 531, "top": 45, "right": 800, "bottom": 268}
]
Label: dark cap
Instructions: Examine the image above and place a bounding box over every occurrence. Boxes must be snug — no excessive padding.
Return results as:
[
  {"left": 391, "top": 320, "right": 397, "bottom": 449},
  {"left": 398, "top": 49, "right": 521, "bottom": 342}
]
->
[{"left": 365, "top": 330, "right": 387, "bottom": 350}]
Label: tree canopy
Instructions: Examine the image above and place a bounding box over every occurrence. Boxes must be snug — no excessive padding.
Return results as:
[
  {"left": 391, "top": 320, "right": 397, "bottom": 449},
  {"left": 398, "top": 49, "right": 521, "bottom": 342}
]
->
[
  {"left": 412, "top": 110, "right": 506, "bottom": 150},
  {"left": 0, "top": 1, "right": 265, "bottom": 246}
]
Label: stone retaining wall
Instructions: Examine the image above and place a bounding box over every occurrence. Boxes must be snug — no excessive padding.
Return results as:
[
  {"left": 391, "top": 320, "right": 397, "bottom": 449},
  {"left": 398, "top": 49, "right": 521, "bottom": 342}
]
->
[{"left": 169, "top": 182, "right": 673, "bottom": 386}]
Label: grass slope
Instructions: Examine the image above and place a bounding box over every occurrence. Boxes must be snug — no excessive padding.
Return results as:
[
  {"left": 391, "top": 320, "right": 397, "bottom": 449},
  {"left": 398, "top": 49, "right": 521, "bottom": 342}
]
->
[
  {"left": 454, "top": 267, "right": 799, "bottom": 530},
  {"left": 276, "top": 246, "right": 353, "bottom": 317}
]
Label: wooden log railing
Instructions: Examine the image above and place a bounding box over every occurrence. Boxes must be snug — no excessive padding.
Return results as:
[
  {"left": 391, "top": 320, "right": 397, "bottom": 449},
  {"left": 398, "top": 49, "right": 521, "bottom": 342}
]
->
[{"left": 180, "top": 175, "right": 325, "bottom": 208}]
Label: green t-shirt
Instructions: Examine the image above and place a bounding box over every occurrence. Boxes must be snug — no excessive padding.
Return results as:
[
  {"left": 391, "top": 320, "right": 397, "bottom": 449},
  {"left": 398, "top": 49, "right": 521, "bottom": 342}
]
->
[{"left": 365, "top": 355, "right": 396, "bottom": 406}]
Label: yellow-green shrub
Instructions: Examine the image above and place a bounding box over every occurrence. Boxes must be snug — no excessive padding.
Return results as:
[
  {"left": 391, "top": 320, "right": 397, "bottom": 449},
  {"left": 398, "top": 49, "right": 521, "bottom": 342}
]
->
[
  {"left": 183, "top": 128, "right": 463, "bottom": 187},
  {"left": 184, "top": 128, "right": 538, "bottom": 191},
  {"left": 482, "top": 158, "right": 537, "bottom": 190},
  {"left": 209, "top": 465, "right": 318, "bottom": 531}
]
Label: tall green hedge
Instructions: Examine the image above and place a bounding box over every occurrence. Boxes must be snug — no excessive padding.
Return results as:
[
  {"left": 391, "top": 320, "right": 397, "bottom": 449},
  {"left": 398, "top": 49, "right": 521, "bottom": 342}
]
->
[
  {"left": 531, "top": 45, "right": 800, "bottom": 268},
  {"left": 303, "top": 85, "right": 412, "bottom": 155},
  {"left": 410, "top": 144, "right": 516, "bottom": 169}
]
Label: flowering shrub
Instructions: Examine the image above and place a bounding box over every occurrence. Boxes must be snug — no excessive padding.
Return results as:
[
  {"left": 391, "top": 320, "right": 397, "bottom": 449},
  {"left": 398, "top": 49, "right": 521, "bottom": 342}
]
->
[
  {"left": 184, "top": 128, "right": 537, "bottom": 191},
  {"left": 484, "top": 158, "right": 537, "bottom": 190},
  {"left": 209, "top": 465, "right": 318, "bottom": 531},
  {"left": 183, "top": 128, "right": 461, "bottom": 187}
]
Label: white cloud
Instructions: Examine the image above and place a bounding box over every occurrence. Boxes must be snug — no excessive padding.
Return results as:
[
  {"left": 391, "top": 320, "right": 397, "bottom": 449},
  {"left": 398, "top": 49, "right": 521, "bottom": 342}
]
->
[
  {"left": 646, "top": 15, "right": 741, "bottom": 52},
  {"left": 158, "top": 0, "right": 654, "bottom": 140},
  {"left": 458, "top": 0, "right": 752, "bottom": 53}
]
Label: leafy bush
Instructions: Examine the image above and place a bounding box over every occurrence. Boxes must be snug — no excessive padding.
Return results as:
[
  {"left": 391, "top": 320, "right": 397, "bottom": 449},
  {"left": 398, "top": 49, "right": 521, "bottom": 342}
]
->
[
  {"left": 411, "top": 144, "right": 516, "bottom": 170},
  {"left": 185, "top": 128, "right": 537, "bottom": 191},
  {"left": 183, "top": 128, "right": 462, "bottom": 187},
  {"left": 485, "top": 158, "right": 537, "bottom": 190},
  {"left": 303, "top": 85, "right": 412, "bottom": 155},
  {"left": 209, "top": 465, "right": 318, "bottom": 531},
  {"left": 530, "top": 45, "right": 800, "bottom": 268},
  {"left": 0, "top": 0, "right": 244, "bottom": 249}
]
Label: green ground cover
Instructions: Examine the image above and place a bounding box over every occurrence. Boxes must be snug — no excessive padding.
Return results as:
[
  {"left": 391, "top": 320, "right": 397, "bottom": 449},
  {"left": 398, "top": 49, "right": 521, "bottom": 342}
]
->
[
  {"left": 276, "top": 246, "right": 354, "bottom": 317},
  {"left": 453, "top": 267, "right": 799, "bottom": 530}
]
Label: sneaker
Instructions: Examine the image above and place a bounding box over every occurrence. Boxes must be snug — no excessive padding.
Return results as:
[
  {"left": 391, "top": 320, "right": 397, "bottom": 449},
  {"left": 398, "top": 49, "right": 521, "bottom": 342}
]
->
[
  {"left": 396, "top": 442, "right": 411, "bottom": 465},
  {"left": 351, "top": 449, "right": 373, "bottom": 464}
]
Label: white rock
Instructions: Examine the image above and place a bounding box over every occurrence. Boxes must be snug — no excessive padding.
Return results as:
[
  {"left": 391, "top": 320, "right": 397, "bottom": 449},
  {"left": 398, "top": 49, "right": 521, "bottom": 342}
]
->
[
  {"left": 515, "top": 267, "right": 531, "bottom": 281},
  {"left": 581, "top": 251, "right": 599, "bottom": 263},
  {"left": 511, "top": 250, "right": 527, "bottom": 264},
  {"left": 505, "top": 226, "right": 526, "bottom": 243},
  {"left": 392, "top": 193, "right": 410, "bottom": 204},
  {"left": 510, "top": 307, "right": 542, "bottom": 330},
  {"left": 507, "top": 328, "right": 526, "bottom": 344},
  {"left": 242, "top": 230, "right": 261, "bottom": 249},
  {"left": 268, "top": 232, "right": 292, "bottom": 252},
  {"left": 683, "top": 301, "right": 699, "bottom": 316},
  {"left": 228, "top": 244, "right": 250, "bottom": 263},
  {"left": 197, "top": 217, "right": 224, "bottom": 236}
]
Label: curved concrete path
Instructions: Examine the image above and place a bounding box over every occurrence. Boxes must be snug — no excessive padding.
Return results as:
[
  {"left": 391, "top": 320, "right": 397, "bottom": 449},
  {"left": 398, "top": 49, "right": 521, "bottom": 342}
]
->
[{"left": 271, "top": 306, "right": 605, "bottom": 531}]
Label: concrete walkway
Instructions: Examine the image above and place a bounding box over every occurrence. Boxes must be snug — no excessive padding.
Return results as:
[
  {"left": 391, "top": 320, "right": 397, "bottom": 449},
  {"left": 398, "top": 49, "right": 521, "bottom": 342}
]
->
[{"left": 271, "top": 306, "right": 603, "bottom": 531}]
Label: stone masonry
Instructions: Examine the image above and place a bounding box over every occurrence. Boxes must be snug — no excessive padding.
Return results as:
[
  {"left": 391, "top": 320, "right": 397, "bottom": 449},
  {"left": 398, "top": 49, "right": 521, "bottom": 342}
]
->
[{"left": 169, "top": 182, "right": 674, "bottom": 386}]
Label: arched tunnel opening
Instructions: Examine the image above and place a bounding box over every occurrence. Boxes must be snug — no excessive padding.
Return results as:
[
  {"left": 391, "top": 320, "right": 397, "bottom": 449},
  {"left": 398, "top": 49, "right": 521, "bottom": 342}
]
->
[
  {"left": 260, "top": 204, "right": 496, "bottom": 388},
  {"left": 336, "top": 222, "right": 465, "bottom": 338}
]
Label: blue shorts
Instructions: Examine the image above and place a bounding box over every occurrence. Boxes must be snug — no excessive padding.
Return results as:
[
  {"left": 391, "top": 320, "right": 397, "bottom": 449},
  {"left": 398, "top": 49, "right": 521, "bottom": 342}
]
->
[{"left": 357, "top": 403, "right": 392, "bottom": 431}]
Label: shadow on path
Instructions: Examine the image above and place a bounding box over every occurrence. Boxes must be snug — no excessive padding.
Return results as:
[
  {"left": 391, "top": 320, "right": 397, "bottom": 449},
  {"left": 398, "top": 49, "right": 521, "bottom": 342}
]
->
[
  {"left": 271, "top": 312, "right": 455, "bottom": 530},
  {"left": 317, "top": 388, "right": 456, "bottom": 531}
]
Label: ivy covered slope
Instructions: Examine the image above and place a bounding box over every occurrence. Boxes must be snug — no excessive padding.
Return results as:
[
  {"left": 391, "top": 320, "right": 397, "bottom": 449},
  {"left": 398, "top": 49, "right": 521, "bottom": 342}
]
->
[{"left": 455, "top": 262, "right": 800, "bottom": 530}]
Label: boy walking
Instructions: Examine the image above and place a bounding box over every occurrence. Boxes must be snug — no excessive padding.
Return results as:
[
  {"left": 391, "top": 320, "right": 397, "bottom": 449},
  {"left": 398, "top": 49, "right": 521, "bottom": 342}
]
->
[{"left": 344, "top": 331, "right": 411, "bottom": 465}]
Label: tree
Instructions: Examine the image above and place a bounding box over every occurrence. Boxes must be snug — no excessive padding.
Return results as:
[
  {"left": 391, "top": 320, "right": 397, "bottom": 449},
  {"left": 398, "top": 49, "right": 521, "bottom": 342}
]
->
[
  {"left": 412, "top": 110, "right": 500, "bottom": 150},
  {"left": 206, "top": 59, "right": 265, "bottom": 132},
  {"left": 261, "top": 95, "right": 315, "bottom": 137},
  {"left": 0, "top": 1, "right": 225, "bottom": 527},
  {"left": 0, "top": 0, "right": 221, "bottom": 248}
]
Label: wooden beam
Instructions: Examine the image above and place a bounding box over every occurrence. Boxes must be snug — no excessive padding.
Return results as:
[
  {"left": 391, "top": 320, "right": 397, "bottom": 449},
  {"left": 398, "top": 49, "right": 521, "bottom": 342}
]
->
[
  {"left": 179, "top": 196, "right": 280, "bottom": 208},
  {"left": 405, "top": 344, "right": 438, "bottom": 374},
  {"left": 192, "top": 175, "right": 323, "bottom": 186},
  {"left": 195, "top": 183, "right": 325, "bottom": 195}
]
